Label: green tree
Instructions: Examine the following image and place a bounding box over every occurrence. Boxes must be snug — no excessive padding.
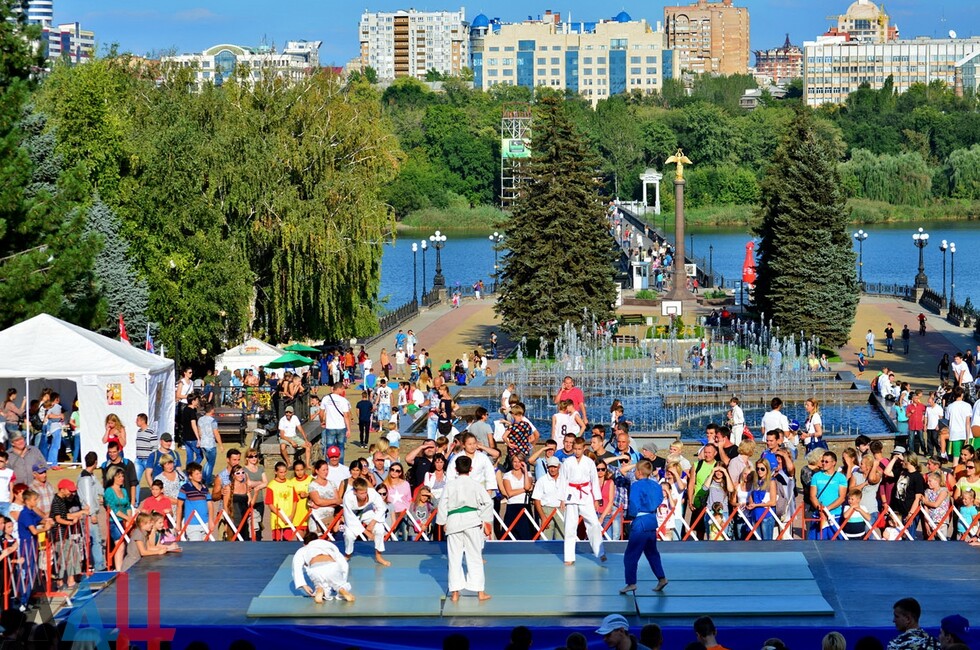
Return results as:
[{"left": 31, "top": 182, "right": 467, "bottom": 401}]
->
[
  {"left": 496, "top": 96, "right": 616, "bottom": 338},
  {"left": 753, "top": 110, "right": 857, "bottom": 347},
  {"left": 84, "top": 198, "right": 149, "bottom": 342},
  {"left": 364, "top": 66, "right": 378, "bottom": 84}
]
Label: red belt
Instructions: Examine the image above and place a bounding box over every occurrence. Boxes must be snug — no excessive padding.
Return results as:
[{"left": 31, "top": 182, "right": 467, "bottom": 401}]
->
[{"left": 569, "top": 482, "right": 591, "bottom": 500}]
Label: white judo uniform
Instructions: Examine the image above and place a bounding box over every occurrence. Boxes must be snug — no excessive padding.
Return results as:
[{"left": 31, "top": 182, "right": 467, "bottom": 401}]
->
[
  {"left": 342, "top": 487, "right": 388, "bottom": 556},
  {"left": 446, "top": 451, "right": 497, "bottom": 493},
  {"left": 291, "top": 540, "right": 351, "bottom": 599},
  {"left": 558, "top": 454, "right": 605, "bottom": 563},
  {"left": 436, "top": 473, "right": 493, "bottom": 594}
]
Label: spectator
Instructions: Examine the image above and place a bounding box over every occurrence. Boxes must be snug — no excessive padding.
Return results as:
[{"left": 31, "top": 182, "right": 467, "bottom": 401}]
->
[
  {"left": 143, "top": 433, "right": 181, "bottom": 485},
  {"left": 77, "top": 452, "right": 106, "bottom": 571},
  {"left": 197, "top": 402, "right": 222, "bottom": 486},
  {"left": 101, "top": 441, "right": 139, "bottom": 505},
  {"left": 49, "top": 479, "right": 88, "bottom": 589},
  {"left": 939, "top": 614, "right": 970, "bottom": 649},
  {"left": 640, "top": 624, "right": 663, "bottom": 650},
  {"left": 178, "top": 462, "right": 214, "bottom": 541},
  {"left": 6, "top": 431, "right": 45, "bottom": 493},
  {"left": 104, "top": 468, "right": 132, "bottom": 570},
  {"left": 29, "top": 463, "right": 54, "bottom": 517},
  {"left": 823, "top": 632, "right": 846, "bottom": 650},
  {"left": 133, "top": 413, "right": 157, "bottom": 491},
  {"left": 888, "top": 597, "right": 940, "bottom": 649},
  {"left": 265, "top": 461, "right": 298, "bottom": 541},
  {"left": 595, "top": 614, "right": 651, "bottom": 650},
  {"left": 693, "top": 615, "right": 731, "bottom": 650}
]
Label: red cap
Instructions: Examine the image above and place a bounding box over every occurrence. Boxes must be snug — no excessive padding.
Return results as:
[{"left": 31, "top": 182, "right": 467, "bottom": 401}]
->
[
  {"left": 327, "top": 446, "right": 341, "bottom": 458},
  {"left": 58, "top": 479, "right": 77, "bottom": 492}
]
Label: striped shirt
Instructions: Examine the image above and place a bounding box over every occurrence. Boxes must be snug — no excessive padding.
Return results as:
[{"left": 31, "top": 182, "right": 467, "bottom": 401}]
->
[{"left": 135, "top": 427, "right": 157, "bottom": 460}]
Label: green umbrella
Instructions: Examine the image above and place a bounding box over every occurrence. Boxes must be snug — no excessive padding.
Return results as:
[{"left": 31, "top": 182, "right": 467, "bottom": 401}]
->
[
  {"left": 266, "top": 352, "right": 315, "bottom": 368},
  {"left": 283, "top": 343, "right": 322, "bottom": 354}
]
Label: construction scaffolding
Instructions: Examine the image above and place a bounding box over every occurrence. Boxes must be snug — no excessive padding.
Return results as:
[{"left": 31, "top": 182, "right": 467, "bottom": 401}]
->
[{"left": 500, "top": 104, "right": 532, "bottom": 210}]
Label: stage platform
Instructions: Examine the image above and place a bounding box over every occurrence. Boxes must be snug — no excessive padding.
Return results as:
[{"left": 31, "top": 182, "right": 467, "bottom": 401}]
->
[{"left": 65, "top": 540, "right": 979, "bottom": 649}]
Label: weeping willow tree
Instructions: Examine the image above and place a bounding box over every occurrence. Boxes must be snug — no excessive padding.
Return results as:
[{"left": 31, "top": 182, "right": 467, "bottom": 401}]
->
[
  {"left": 839, "top": 149, "right": 933, "bottom": 206},
  {"left": 36, "top": 58, "right": 401, "bottom": 360}
]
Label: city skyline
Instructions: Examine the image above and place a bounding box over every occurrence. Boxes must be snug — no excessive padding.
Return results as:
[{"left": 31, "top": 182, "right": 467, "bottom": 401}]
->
[{"left": 60, "top": 0, "right": 980, "bottom": 67}]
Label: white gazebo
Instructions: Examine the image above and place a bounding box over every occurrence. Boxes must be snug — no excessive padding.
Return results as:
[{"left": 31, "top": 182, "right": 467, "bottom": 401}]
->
[
  {"left": 639, "top": 168, "right": 663, "bottom": 215},
  {"left": 215, "top": 337, "right": 288, "bottom": 373},
  {"left": 0, "top": 313, "right": 175, "bottom": 460}
]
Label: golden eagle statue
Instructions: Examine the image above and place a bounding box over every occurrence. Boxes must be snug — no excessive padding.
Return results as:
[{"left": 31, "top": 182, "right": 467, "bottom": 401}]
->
[{"left": 665, "top": 149, "right": 693, "bottom": 181}]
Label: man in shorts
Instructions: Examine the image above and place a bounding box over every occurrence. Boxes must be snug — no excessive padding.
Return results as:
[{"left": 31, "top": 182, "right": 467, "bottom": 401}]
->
[{"left": 279, "top": 406, "right": 311, "bottom": 467}]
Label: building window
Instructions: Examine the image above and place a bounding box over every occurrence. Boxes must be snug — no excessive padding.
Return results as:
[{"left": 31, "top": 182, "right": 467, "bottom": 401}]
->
[
  {"left": 584, "top": 57, "right": 592, "bottom": 64},
  {"left": 551, "top": 57, "right": 559, "bottom": 64},
  {"left": 630, "top": 56, "right": 641, "bottom": 64},
  {"left": 503, "top": 68, "right": 513, "bottom": 75},
  {"left": 598, "top": 57, "right": 606, "bottom": 64},
  {"left": 537, "top": 57, "right": 546, "bottom": 64},
  {"left": 551, "top": 68, "right": 559, "bottom": 75},
  {"left": 584, "top": 68, "right": 593, "bottom": 75},
  {"left": 489, "top": 46, "right": 499, "bottom": 51},
  {"left": 503, "top": 58, "right": 513, "bottom": 65},
  {"left": 598, "top": 68, "right": 606, "bottom": 75},
  {"left": 631, "top": 67, "right": 641, "bottom": 75}
]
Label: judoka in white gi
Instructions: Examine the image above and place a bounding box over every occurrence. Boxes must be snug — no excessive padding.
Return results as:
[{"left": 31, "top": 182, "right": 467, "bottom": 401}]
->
[
  {"left": 292, "top": 532, "right": 355, "bottom": 603},
  {"left": 436, "top": 455, "right": 493, "bottom": 602},
  {"left": 558, "top": 436, "right": 607, "bottom": 565},
  {"left": 446, "top": 432, "right": 498, "bottom": 494},
  {"left": 342, "top": 477, "right": 391, "bottom": 566}
]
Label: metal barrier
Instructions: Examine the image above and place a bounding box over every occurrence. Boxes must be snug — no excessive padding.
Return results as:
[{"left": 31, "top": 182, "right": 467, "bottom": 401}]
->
[{"left": 861, "top": 281, "right": 916, "bottom": 300}]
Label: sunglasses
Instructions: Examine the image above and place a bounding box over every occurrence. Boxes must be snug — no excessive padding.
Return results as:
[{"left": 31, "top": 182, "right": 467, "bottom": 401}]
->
[
  {"left": 968, "top": 465, "right": 977, "bottom": 469},
  {"left": 756, "top": 466, "right": 768, "bottom": 471},
  {"left": 391, "top": 468, "right": 403, "bottom": 473},
  {"left": 246, "top": 455, "right": 258, "bottom": 459}
]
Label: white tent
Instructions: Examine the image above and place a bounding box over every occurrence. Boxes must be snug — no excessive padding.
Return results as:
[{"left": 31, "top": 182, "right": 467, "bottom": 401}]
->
[
  {"left": 0, "top": 313, "right": 175, "bottom": 461},
  {"left": 215, "top": 337, "right": 287, "bottom": 373}
]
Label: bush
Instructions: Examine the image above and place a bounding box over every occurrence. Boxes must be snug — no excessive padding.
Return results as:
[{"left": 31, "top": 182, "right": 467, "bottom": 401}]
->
[{"left": 634, "top": 289, "right": 657, "bottom": 300}]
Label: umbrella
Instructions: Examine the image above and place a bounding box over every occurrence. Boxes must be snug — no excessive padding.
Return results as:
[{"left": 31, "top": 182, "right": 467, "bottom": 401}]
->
[
  {"left": 742, "top": 241, "right": 757, "bottom": 287},
  {"left": 283, "top": 343, "right": 322, "bottom": 354},
  {"left": 266, "top": 352, "right": 315, "bottom": 368}
]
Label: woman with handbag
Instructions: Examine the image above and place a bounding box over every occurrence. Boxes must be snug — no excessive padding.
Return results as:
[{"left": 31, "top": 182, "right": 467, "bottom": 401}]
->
[{"left": 803, "top": 398, "right": 828, "bottom": 453}]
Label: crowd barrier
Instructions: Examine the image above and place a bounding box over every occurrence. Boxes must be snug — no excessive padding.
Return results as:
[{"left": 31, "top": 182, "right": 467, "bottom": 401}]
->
[{"left": 7, "top": 495, "right": 979, "bottom": 607}]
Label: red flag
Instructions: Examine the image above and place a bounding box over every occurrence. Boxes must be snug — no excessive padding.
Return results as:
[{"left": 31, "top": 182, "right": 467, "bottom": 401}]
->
[
  {"left": 118, "top": 314, "right": 130, "bottom": 343},
  {"left": 742, "top": 241, "right": 757, "bottom": 287}
]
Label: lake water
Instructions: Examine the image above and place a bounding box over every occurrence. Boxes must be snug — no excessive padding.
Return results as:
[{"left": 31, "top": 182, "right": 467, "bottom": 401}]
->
[{"left": 380, "top": 221, "right": 980, "bottom": 309}]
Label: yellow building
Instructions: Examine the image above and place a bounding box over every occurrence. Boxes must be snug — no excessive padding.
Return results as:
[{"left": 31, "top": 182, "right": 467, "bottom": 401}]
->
[
  {"left": 663, "top": 0, "right": 750, "bottom": 75},
  {"left": 471, "top": 10, "right": 677, "bottom": 105}
]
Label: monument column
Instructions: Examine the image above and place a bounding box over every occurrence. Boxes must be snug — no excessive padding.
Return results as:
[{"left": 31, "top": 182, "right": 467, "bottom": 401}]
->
[{"left": 664, "top": 149, "right": 696, "bottom": 302}]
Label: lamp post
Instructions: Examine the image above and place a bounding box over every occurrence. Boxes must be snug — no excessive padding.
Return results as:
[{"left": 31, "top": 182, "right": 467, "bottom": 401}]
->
[
  {"left": 708, "top": 244, "right": 714, "bottom": 288},
  {"left": 940, "top": 239, "right": 948, "bottom": 304},
  {"left": 689, "top": 233, "right": 695, "bottom": 259},
  {"left": 912, "top": 227, "right": 929, "bottom": 289},
  {"left": 421, "top": 240, "right": 428, "bottom": 296},
  {"left": 950, "top": 242, "right": 957, "bottom": 306},
  {"left": 853, "top": 229, "right": 868, "bottom": 286},
  {"left": 489, "top": 231, "right": 504, "bottom": 291},
  {"left": 429, "top": 230, "right": 447, "bottom": 290},
  {"left": 411, "top": 243, "right": 419, "bottom": 303}
]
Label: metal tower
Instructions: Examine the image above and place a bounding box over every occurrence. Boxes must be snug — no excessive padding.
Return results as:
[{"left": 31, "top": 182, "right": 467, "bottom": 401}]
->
[{"left": 500, "top": 104, "right": 532, "bottom": 210}]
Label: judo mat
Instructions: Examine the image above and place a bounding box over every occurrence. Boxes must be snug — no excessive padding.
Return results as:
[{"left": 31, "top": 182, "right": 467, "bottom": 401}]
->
[{"left": 245, "top": 545, "right": 833, "bottom": 618}]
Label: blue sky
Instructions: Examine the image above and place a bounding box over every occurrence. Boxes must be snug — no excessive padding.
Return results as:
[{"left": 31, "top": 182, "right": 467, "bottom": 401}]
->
[{"left": 59, "top": 0, "right": 980, "bottom": 66}]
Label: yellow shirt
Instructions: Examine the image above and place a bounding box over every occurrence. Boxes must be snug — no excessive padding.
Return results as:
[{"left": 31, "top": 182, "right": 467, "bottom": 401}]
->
[
  {"left": 264, "top": 479, "right": 298, "bottom": 530},
  {"left": 287, "top": 475, "right": 313, "bottom": 529}
]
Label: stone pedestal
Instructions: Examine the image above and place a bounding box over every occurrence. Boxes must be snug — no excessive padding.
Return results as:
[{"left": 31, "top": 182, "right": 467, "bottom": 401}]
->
[{"left": 665, "top": 178, "right": 696, "bottom": 302}]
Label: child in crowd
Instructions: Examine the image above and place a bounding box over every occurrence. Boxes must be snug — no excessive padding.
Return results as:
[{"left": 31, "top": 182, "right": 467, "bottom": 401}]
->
[
  {"left": 355, "top": 391, "right": 373, "bottom": 448},
  {"left": 407, "top": 486, "right": 436, "bottom": 540},
  {"left": 957, "top": 489, "right": 980, "bottom": 542},
  {"left": 841, "top": 488, "right": 873, "bottom": 539}
]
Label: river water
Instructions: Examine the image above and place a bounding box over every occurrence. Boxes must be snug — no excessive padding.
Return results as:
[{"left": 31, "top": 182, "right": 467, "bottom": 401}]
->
[{"left": 379, "top": 221, "right": 980, "bottom": 309}]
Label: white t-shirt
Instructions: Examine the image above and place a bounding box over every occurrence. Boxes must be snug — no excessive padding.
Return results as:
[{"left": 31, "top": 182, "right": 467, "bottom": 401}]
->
[
  {"left": 278, "top": 414, "right": 301, "bottom": 438},
  {"left": 375, "top": 385, "right": 392, "bottom": 406},
  {"left": 322, "top": 394, "right": 350, "bottom": 429},
  {"left": 761, "top": 410, "right": 790, "bottom": 435},
  {"left": 946, "top": 401, "right": 973, "bottom": 441},
  {"left": 952, "top": 360, "right": 974, "bottom": 385},
  {"left": 926, "top": 403, "right": 944, "bottom": 430},
  {"left": 326, "top": 464, "right": 351, "bottom": 489}
]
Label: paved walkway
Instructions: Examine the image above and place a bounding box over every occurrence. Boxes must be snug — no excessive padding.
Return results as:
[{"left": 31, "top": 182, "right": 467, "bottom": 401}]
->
[{"left": 841, "top": 295, "right": 977, "bottom": 387}]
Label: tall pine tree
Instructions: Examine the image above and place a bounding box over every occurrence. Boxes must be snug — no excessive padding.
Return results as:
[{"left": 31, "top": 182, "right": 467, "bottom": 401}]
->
[
  {"left": 496, "top": 96, "right": 616, "bottom": 339},
  {"left": 84, "top": 198, "right": 149, "bottom": 343},
  {"left": 753, "top": 110, "right": 858, "bottom": 347}
]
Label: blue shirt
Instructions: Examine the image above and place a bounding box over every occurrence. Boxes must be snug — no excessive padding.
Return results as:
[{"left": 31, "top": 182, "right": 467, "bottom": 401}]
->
[
  {"left": 627, "top": 478, "right": 664, "bottom": 519},
  {"left": 179, "top": 480, "right": 212, "bottom": 527},
  {"left": 811, "top": 470, "right": 848, "bottom": 517}
]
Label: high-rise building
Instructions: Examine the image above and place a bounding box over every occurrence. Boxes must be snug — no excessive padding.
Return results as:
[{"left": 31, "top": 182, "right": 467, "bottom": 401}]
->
[
  {"left": 753, "top": 34, "right": 803, "bottom": 84},
  {"left": 663, "top": 0, "right": 750, "bottom": 75},
  {"left": 44, "top": 22, "right": 95, "bottom": 64},
  {"left": 359, "top": 8, "right": 469, "bottom": 80},
  {"left": 27, "top": 0, "right": 54, "bottom": 28},
  {"left": 804, "top": 36, "right": 980, "bottom": 106},
  {"left": 470, "top": 10, "right": 677, "bottom": 106},
  {"left": 822, "top": 0, "right": 897, "bottom": 44},
  {"left": 162, "top": 41, "right": 321, "bottom": 89}
]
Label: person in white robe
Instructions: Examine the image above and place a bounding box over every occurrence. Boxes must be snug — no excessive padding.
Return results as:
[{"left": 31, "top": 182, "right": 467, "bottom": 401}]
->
[
  {"left": 558, "top": 436, "right": 607, "bottom": 565},
  {"left": 342, "top": 477, "right": 391, "bottom": 566},
  {"left": 292, "top": 532, "right": 354, "bottom": 603},
  {"left": 436, "top": 455, "right": 493, "bottom": 602}
]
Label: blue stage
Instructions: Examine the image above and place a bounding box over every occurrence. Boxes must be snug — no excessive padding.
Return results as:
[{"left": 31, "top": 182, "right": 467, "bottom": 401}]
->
[{"left": 64, "top": 540, "right": 979, "bottom": 649}]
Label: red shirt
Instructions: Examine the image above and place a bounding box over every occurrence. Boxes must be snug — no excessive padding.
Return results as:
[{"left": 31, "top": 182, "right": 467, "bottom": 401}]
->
[
  {"left": 140, "top": 494, "right": 172, "bottom": 517},
  {"left": 906, "top": 401, "right": 926, "bottom": 431},
  {"left": 558, "top": 386, "right": 586, "bottom": 412}
]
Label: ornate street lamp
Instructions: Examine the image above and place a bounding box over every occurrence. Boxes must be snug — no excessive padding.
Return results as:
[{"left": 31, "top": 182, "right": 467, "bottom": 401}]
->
[
  {"left": 489, "top": 231, "right": 504, "bottom": 291},
  {"left": 429, "top": 230, "right": 447, "bottom": 289},
  {"left": 940, "top": 239, "right": 949, "bottom": 304},
  {"left": 853, "top": 229, "right": 868, "bottom": 285},
  {"left": 421, "top": 240, "right": 428, "bottom": 296},
  {"left": 912, "top": 227, "right": 929, "bottom": 289},
  {"left": 411, "top": 243, "right": 419, "bottom": 303},
  {"left": 950, "top": 242, "right": 957, "bottom": 306}
]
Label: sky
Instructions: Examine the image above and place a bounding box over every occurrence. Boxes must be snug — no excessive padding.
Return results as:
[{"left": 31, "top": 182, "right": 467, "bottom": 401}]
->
[{"left": 58, "top": 0, "right": 980, "bottom": 66}]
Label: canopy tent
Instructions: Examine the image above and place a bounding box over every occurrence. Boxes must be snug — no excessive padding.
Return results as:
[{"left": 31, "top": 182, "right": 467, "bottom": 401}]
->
[
  {"left": 283, "top": 343, "right": 321, "bottom": 354},
  {"left": 0, "top": 313, "right": 175, "bottom": 462},
  {"left": 266, "top": 353, "right": 314, "bottom": 369},
  {"left": 215, "top": 338, "right": 287, "bottom": 373}
]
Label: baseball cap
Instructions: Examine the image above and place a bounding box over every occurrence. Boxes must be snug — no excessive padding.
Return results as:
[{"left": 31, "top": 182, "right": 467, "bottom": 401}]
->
[
  {"left": 641, "top": 442, "right": 658, "bottom": 454},
  {"left": 546, "top": 456, "right": 561, "bottom": 467},
  {"left": 32, "top": 463, "right": 47, "bottom": 474},
  {"left": 893, "top": 446, "right": 907, "bottom": 456},
  {"left": 160, "top": 433, "right": 174, "bottom": 442},
  {"left": 57, "top": 479, "right": 77, "bottom": 492},
  {"left": 789, "top": 420, "right": 800, "bottom": 432},
  {"left": 941, "top": 614, "right": 970, "bottom": 640},
  {"left": 327, "top": 446, "right": 341, "bottom": 458},
  {"left": 7, "top": 430, "right": 24, "bottom": 442},
  {"left": 596, "top": 614, "right": 629, "bottom": 635},
  {"left": 285, "top": 406, "right": 294, "bottom": 413}
]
